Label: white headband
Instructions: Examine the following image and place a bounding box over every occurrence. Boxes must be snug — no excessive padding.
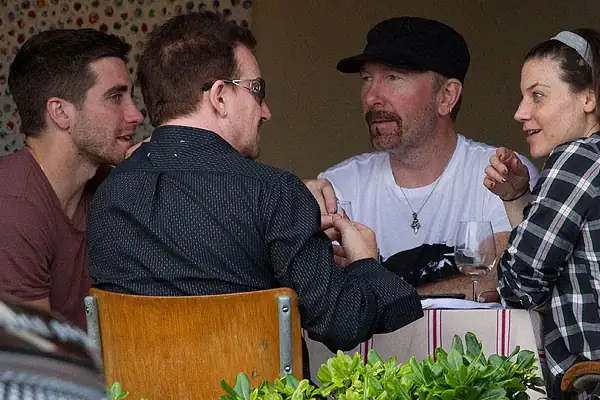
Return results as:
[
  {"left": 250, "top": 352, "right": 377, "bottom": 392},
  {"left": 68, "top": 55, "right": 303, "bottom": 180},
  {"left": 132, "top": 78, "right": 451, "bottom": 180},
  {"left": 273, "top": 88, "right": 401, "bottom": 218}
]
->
[{"left": 551, "top": 31, "right": 593, "bottom": 66}]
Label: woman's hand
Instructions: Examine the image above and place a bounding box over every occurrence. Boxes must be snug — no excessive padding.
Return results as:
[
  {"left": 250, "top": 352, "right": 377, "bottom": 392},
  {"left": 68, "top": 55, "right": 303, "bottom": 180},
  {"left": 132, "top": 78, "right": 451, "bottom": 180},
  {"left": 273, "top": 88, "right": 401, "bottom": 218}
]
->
[{"left": 484, "top": 147, "right": 530, "bottom": 200}]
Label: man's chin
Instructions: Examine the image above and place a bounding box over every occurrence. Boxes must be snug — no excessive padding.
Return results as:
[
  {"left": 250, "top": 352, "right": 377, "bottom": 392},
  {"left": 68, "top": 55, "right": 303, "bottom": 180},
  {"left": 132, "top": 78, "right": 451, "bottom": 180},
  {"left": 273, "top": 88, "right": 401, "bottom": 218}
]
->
[{"left": 371, "top": 136, "right": 401, "bottom": 151}]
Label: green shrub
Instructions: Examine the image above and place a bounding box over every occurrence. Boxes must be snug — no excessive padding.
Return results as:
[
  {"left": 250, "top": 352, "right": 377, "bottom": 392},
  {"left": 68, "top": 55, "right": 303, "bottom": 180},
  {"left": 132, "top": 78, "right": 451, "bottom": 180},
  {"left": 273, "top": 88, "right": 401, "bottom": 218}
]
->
[
  {"left": 108, "top": 382, "right": 148, "bottom": 400},
  {"left": 220, "top": 332, "right": 546, "bottom": 400}
]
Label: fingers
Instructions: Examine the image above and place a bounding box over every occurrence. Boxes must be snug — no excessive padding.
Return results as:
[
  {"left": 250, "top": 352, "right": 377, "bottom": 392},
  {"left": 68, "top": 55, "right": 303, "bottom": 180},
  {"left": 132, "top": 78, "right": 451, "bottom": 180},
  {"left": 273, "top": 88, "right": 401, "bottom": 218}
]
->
[
  {"left": 509, "top": 155, "right": 530, "bottom": 178},
  {"left": 483, "top": 176, "right": 498, "bottom": 192},
  {"left": 321, "top": 214, "right": 334, "bottom": 230},
  {"left": 334, "top": 254, "right": 350, "bottom": 269},
  {"left": 321, "top": 182, "right": 338, "bottom": 214},
  {"left": 323, "top": 226, "right": 340, "bottom": 242},
  {"left": 484, "top": 163, "right": 506, "bottom": 186},
  {"left": 496, "top": 147, "right": 528, "bottom": 177},
  {"left": 350, "top": 221, "right": 377, "bottom": 240},
  {"left": 303, "top": 178, "right": 337, "bottom": 214},
  {"left": 303, "top": 179, "right": 327, "bottom": 214},
  {"left": 496, "top": 147, "right": 516, "bottom": 163},
  {"left": 332, "top": 214, "right": 378, "bottom": 261},
  {"left": 332, "top": 231, "right": 349, "bottom": 268},
  {"left": 331, "top": 213, "right": 354, "bottom": 231}
]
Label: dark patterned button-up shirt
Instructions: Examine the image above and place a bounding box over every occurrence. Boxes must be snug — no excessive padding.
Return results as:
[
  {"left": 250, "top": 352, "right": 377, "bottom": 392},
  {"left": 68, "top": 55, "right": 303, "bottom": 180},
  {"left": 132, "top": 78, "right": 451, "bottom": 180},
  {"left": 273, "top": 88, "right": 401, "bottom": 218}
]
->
[
  {"left": 88, "top": 125, "right": 423, "bottom": 352},
  {"left": 498, "top": 132, "right": 600, "bottom": 382}
]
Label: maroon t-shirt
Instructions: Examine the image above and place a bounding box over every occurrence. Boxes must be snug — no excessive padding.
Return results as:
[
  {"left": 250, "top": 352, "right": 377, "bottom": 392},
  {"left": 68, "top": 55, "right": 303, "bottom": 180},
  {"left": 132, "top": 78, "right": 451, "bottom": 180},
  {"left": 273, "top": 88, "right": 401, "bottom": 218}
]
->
[{"left": 0, "top": 149, "right": 93, "bottom": 329}]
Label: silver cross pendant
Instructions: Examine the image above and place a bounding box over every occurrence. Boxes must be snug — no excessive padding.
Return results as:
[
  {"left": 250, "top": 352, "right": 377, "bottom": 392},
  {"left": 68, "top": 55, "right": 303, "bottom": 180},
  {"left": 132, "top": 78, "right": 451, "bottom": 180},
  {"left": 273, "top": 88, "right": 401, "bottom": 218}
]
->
[{"left": 411, "top": 212, "right": 420, "bottom": 234}]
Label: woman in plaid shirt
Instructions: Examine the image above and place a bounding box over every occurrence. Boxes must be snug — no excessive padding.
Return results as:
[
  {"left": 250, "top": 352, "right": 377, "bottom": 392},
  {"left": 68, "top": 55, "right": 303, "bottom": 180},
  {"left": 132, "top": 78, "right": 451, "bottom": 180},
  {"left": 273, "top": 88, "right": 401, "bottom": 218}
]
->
[{"left": 484, "top": 29, "right": 600, "bottom": 399}]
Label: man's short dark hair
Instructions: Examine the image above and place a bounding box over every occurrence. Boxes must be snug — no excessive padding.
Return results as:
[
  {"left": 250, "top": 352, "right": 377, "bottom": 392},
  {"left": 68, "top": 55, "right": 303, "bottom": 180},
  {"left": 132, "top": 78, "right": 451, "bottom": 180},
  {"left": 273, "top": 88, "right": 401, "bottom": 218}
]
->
[
  {"left": 8, "top": 29, "right": 131, "bottom": 137},
  {"left": 137, "top": 11, "right": 256, "bottom": 127}
]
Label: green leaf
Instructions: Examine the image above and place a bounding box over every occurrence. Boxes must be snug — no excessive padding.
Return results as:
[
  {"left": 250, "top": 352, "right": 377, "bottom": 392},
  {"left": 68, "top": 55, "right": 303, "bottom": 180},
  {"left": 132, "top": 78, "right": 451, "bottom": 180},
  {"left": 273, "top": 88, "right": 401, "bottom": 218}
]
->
[
  {"left": 516, "top": 350, "right": 535, "bottom": 370},
  {"left": 452, "top": 335, "right": 464, "bottom": 355},
  {"left": 488, "top": 355, "right": 505, "bottom": 367},
  {"left": 284, "top": 374, "right": 300, "bottom": 389},
  {"left": 496, "top": 377, "right": 525, "bottom": 390},
  {"left": 220, "top": 379, "right": 242, "bottom": 400},
  {"left": 478, "top": 387, "right": 506, "bottom": 400},
  {"left": 465, "top": 333, "right": 481, "bottom": 356},
  {"left": 316, "top": 363, "right": 332, "bottom": 385},
  {"left": 441, "top": 389, "right": 456, "bottom": 400},
  {"left": 435, "top": 348, "right": 452, "bottom": 372},
  {"left": 109, "top": 382, "right": 124, "bottom": 399},
  {"left": 409, "top": 356, "right": 427, "bottom": 385},
  {"left": 233, "top": 373, "right": 252, "bottom": 400},
  {"left": 514, "top": 391, "right": 530, "bottom": 400},
  {"left": 422, "top": 363, "right": 436, "bottom": 384},
  {"left": 447, "top": 349, "right": 463, "bottom": 370},
  {"left": 368, "top": 349, "right": 383, "bottom": 365}
]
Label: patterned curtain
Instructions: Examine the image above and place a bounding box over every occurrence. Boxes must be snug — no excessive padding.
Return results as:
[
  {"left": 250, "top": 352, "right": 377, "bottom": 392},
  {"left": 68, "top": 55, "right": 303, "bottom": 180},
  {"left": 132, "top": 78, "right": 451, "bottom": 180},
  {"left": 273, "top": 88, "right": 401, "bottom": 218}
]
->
[{"left": 0, "top": 0, "right": 253, "bottom": 155}]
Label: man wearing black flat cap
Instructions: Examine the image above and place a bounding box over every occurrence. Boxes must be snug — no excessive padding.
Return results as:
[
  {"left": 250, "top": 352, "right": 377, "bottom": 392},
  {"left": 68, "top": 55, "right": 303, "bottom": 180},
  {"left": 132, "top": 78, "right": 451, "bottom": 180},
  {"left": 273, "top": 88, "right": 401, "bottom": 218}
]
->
[{"left": 306, "top": 17, "right": 539, "bottom": 301}]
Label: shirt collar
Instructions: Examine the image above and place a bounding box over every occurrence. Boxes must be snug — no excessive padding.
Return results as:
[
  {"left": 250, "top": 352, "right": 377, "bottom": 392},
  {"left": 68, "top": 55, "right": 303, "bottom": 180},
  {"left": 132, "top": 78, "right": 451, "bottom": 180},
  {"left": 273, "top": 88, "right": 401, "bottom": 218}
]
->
[{"left": 149, "top": 125, "right": 239, "bottom": 157}]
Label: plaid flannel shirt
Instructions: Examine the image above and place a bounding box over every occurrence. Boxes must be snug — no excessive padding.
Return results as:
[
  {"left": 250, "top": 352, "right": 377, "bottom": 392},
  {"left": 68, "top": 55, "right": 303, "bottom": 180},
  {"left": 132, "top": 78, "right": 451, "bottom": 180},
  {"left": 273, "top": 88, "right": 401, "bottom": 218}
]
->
[{"left": 498, "top": 133, "right": 600, "bottom": 382}]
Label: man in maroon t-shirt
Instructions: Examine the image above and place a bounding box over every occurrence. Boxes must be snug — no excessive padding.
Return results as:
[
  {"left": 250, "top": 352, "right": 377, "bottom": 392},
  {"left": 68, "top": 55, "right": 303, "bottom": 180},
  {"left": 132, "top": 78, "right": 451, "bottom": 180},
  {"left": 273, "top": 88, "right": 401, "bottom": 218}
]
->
[{"left": 0, "top": 29, "right": 143, "bottom": 328}]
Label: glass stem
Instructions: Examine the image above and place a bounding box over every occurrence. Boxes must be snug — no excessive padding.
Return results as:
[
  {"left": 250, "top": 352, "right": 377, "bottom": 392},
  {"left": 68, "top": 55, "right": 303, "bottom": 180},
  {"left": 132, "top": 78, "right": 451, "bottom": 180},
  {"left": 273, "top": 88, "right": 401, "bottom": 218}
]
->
[{"left": 472, "top": 278, "right": 479, "bottom": 302}]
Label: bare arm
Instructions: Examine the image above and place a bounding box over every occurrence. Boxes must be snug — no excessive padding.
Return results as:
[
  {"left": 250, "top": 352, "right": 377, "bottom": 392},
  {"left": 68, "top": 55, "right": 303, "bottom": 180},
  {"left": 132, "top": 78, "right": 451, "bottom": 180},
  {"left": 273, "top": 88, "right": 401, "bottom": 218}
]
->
[
  {"left": 22, "top": 297, "right": 51, "bottom": 312},
  {"left": 502, "top": 192, "right": 534, "bottom": 228}
]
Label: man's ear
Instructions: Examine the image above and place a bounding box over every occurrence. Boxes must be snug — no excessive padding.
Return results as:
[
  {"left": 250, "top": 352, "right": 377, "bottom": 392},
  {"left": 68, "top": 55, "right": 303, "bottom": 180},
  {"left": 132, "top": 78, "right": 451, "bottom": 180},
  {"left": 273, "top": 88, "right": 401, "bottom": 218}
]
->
[
  {"left": 437, "top": 78, "right": 463, "bottom": 117},
  {"left": 46, "top": 97, "right": 74, "bottom": 131},
  {"left": 207, "top": 81, "right": 228, "bottom": 118},
  {"left": 583, "top": 88, "right": 597, "bottom": 114}
]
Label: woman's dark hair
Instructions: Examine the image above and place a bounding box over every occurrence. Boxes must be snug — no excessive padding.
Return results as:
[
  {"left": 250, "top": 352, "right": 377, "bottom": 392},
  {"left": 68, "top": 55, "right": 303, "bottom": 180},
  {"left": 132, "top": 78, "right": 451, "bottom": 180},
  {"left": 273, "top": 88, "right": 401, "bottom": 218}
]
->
[{"left": 525, "top": 28, "right": 600, "bottom": 119}]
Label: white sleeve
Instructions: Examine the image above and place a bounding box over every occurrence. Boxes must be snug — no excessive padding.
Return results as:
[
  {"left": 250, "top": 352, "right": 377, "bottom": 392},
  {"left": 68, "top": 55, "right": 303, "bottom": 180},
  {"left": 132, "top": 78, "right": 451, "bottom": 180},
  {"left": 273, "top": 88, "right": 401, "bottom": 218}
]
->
[
  {"left": 485, "top": 191, "right": 512, "bottom": 234},
  {"left": 516, "top": 152, "right": 540, "bottom": 189},
  {"left": 317, "top": 166, "right": 360, "bottom": 204}
]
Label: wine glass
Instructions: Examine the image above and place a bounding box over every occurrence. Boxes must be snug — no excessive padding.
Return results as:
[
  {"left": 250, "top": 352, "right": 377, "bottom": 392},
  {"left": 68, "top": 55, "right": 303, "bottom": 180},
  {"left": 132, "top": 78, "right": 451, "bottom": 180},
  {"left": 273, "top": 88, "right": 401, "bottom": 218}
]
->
[{"left": 454, "top": 221, "right": 496, "bottom": 302}]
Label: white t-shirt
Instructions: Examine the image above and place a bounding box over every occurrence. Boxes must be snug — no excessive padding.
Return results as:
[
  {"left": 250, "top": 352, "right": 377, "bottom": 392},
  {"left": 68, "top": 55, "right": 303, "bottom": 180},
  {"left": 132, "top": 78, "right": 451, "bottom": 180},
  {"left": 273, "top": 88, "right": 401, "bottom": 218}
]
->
[{"left": 318, "top": 135, "right": 539, "bottom": 264}]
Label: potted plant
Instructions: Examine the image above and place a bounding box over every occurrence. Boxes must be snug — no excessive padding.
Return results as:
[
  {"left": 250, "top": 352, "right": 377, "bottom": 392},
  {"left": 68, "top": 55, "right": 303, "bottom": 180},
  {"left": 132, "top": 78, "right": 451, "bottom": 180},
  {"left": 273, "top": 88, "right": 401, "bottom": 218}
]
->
[{"left": 220, "top": 332, "right": 546, "bottom": 400}]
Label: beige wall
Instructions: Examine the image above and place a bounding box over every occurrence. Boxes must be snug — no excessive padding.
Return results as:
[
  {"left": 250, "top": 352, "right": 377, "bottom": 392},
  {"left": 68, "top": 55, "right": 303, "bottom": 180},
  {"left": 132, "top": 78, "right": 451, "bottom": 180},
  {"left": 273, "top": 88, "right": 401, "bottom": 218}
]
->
[{"left": 252, "top": 0, "right": 599, "bottom": 178}]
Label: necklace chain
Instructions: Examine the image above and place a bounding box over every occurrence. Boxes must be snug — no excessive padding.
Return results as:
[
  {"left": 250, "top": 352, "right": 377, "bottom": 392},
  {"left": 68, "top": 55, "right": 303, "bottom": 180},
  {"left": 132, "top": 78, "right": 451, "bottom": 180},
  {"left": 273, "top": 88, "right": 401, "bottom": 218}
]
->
[{"left": 398, "top": 157, "right": 452, "bottom": 234}]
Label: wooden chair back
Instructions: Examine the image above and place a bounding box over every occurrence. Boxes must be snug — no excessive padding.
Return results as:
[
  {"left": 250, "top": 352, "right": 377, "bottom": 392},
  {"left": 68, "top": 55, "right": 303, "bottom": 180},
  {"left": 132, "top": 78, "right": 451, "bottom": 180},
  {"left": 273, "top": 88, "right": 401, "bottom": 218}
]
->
[
  {"left": 85, "top": 287, "right": 302, "bottom": 399},
  {"left": 561, "top": 361, "right": 600, "bottom": 396}
]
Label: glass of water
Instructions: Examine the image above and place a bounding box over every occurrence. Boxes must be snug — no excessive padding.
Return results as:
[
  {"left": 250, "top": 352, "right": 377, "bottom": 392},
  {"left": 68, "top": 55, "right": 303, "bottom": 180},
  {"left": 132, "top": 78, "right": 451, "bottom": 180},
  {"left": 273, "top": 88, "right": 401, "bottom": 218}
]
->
[{"left": 454, "top": 221, "right": 496, "bottom": 301}]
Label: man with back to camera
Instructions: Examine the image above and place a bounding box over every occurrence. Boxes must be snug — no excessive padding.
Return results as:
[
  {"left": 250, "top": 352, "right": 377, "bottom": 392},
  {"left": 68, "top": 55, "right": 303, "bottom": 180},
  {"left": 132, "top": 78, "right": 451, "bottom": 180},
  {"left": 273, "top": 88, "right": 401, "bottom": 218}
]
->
[{"left": 87, "top": 11, "right": 424, "bottom": 377}]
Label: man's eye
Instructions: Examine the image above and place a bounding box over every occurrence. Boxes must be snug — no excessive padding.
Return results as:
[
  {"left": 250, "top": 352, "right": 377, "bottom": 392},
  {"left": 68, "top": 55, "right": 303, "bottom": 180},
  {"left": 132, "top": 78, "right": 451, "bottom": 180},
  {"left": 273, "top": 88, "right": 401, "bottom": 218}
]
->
[{"left": 110, "top": 93, "right": 122, "bottom": 102}]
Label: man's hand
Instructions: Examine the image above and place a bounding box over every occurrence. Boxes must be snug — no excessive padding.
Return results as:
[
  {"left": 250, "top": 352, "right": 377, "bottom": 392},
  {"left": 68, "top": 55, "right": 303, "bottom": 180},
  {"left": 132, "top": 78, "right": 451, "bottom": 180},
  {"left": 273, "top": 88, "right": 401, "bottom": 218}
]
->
[
  {"left": 332, "top": 244, "right": 348, "bottom": 268},
  {"left": 332, "top": 214, "right": 378, "bottom": 262},
  {"left": 321, "top": 214, "right": 340, "bottom": 242},
  {"left": 303, "top": 178, "right": 338, "bottom": 215}
]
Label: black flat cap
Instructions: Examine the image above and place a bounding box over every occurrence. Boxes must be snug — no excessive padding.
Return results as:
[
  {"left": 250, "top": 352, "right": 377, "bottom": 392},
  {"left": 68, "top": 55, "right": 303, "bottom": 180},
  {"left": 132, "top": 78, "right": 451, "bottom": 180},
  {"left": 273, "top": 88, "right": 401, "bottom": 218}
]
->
[{"left": 337, "top": 17, "right": 470, "bottom": 83}]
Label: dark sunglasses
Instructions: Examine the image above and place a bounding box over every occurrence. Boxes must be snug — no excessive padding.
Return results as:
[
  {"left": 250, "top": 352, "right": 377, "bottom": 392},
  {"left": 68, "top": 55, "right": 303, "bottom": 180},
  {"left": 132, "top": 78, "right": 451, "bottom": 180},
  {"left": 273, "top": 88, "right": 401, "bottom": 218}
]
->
[{"left": 201, "top": 78, "right": 266, "bottom": 105}]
